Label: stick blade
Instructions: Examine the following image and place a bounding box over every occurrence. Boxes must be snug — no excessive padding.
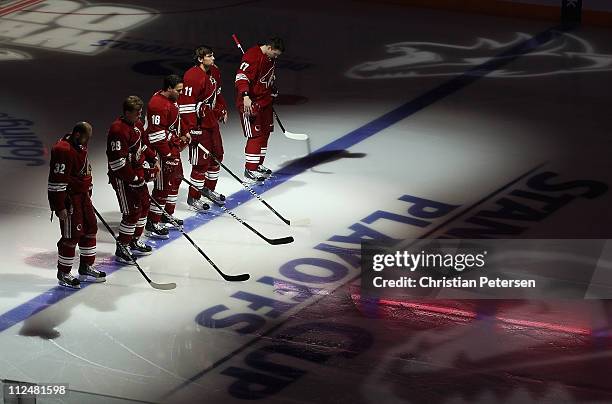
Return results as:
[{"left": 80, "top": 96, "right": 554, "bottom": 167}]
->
[
  {"left": 222, "top": 273, "right": 250, "bottom": 282},
  {"left": 150, "top": 281, "right": 177, "bottom": 290},
  {"left": 269, "top": 236, "right": 294, "bottom": 245},
  {"left": 284, "top": 131, "right": 309, "bottom": 141}
]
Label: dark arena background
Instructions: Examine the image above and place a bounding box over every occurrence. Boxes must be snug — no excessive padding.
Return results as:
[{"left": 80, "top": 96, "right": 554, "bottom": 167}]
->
[{"left": 2, "top": 0, "right": 612, "bottom": 403}]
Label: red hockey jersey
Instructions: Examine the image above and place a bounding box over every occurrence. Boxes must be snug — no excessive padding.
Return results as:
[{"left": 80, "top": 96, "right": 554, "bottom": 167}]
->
[
  {"left": 180, "top": 64, "right": 227, "bottom": 131},
  {"left": 235, "top": 45, "right": 276, "bottom": 108},
  {"left": 48, "top": 135, "right": 92, "bottom": 212},
  {"left": 107, "top": 117, "right": 156, "bottom": 184},
  {"left": 144, "top": 91, "right": 181, "bottom": 158}
]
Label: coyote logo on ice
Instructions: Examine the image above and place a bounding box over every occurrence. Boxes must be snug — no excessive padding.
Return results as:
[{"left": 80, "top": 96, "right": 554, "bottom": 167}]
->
[{"left": 346, "top": 32, "right": 612, "bottom": 79}]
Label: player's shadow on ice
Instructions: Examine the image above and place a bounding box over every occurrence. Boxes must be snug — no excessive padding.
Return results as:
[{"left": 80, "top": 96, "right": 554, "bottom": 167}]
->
[
  {"left": 276, "top": 150, "right": 367, "bottom": 174},
  {"left": 17, "top": 261, "right": 148, "bottom": 340}
]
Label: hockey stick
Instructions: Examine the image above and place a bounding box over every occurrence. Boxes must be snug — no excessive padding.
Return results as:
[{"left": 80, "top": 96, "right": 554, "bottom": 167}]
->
[
  {"left": 272, "top": 109, "right": 308, "bottom": 140},
  {"left": 231, "top": 33, "right": 309, "bottom": 141},
  {"left": 197, "top": 143, "right": 309, "bottom": 226},
  {"left": 182, "top": 177, "right": 294, "bottom": 245},
  {"left": 148, "top": 197, "right": 250, "bottom": 282},
  {"left": 92, "top": 206, "right": 176, "bottom": 290}
]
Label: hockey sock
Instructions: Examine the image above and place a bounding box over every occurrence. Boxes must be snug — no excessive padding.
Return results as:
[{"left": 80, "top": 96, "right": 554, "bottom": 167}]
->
[
  {"left": 148, "top": 191, "right": 167, "bottom": 223},
  {"left": 57, "top": 239, "right": 76, "bottom": 273},
  {"left": 189, "top": 168, "right": 205, "bottom": 199},
  {"left": 79, "top": 234, "right": 96, "bottom": 265},
  {"left": 245, "top": 137, "right": 265, "bottom": 171},
  {"left": 134, "top": 216, "right": 147, "bottom": 239},
  {"left": 204, "top": 164, "right": 220, "bottom": 191},
  {"left": 165, "top": 193, "right": 178, "bottom": 216},
  {"left": 118, "top": 216, "right": 136, "bottom": 245}
]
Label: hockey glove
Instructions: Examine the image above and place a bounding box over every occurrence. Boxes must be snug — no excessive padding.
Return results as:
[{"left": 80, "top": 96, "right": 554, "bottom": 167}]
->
[
  {"left": 131, "top": 169, "right": 145, "bottom": 187},
  {"left": 163, "top": 158, "right": 180, "bottom": 173},
  {"left": 144, "top": 166, "right": 159, "bottom": 182},
  {"left": 250, "top": 102, "right": 260, "bottom": 117}
]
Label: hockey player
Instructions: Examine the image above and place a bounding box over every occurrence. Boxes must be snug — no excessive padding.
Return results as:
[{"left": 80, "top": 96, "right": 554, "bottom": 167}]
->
[
  {"left": 48, "top": 122, "right": 104, "bottom": 289},
  {"left": 235, "top": 37, "right": 284, "bottom": 183},
  {"left": 106, "top": 96, "right": 159, "bottom": 264},
  {"left": 144, "top": 74, "right": 188, "bottom": 237},
  {"left": 180, "top": 45, "right": 228, "bottom": 209}
]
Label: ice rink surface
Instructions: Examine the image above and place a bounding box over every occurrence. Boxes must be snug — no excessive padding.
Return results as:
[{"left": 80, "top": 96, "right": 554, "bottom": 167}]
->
[{"left": 2, "top": 0, "right": 612, "bottom": 402}]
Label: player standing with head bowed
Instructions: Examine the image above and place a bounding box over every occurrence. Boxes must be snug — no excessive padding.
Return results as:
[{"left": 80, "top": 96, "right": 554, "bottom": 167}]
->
[
  {"left": 48, "top": 122, "right": 104, "bottom": 289},
  {"left": 235, "top": 37, "right": 285, "bottom": 183},
  {"left": 106, "top": 96, "right": 159, "bottom": 264},
  {"left": 144, "top": 75, "right": 188, "bottom": 238}
]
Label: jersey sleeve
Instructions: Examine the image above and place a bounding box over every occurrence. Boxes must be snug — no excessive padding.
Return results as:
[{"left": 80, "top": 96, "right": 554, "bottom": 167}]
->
[
  {"left": 136, "top": 121, "right": 157, "bottom": 164},
  {"left": 141, "top": 142, "right": 157, "bottom": 164},
  {"left": 47, "top": 145, "right": 73, "bottom": 212},
  {"left": 215, "top": 90, "right": 227, "bottom": 118},
  {"left": 235, "top": 49, "right": 258, "bottom": 94},
  {"left": 107, "top": 124, "right": 137, "bottom": 182},
  {"left": 213, "top": 67, "right": 227, "bottom": 117},
  {"left": 179, "top": 78, "right": 198, "bottom": 135}
]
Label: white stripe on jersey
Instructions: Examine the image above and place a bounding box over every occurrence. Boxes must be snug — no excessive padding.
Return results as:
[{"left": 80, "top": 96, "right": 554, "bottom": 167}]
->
[
  {"left": 48, "top": 182, "right": 68, "bottom": 192},
  {"left": 148, "top": 130, "right": 166, "bottom": 143},
  {"left": 109, "top": 157, "right": 126, "bottom": 171}
]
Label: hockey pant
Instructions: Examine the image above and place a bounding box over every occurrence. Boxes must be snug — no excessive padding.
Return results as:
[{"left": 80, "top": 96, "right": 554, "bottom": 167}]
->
[
  {"left": 56, "top": 193, "right": 97, "bottom": 273},
  {"left": 239, "top": 103, "right": 273, "bottom": 171},
  {"left": 148, "top": 159, "right": 183, "bottom": 223},
  {"left": 110, "top": 176, "right": 150, "bottom": 245},
  {"left": 188, "top": 126, "right": 224, "bottom": 200}
]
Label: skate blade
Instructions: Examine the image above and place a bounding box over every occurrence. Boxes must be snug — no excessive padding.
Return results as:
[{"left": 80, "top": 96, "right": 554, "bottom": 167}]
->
[
  {"left": 58, "top": 281, "right": 80, "bottom": 289},
  {"left": 188, "top": 206, "right": 209, "bottom": 214},
  {"left": 207, "top": 200, "right": 225, "bottom": 207},
  {"left": 243, "top": 177, "right": 265, "bottom": 185},
  {"left": 78, "top": 275, "right": 106, "bottom": 283},
  {"left": 115, "top": 256, "right": 138, "bottom": 265},
  {"left": 130, "top": 249, "right": 153, "bottom": 256},
  {"left": 163, "top": 223, "right": 184, "bottom": 231},
  {"left": 145, "top": 231, "right": 170, "bottom": 240}
]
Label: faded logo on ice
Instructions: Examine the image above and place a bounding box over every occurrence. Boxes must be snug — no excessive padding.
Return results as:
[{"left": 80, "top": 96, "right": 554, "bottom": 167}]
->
[
  {"left": 0, "top": 0, "right": 157, "bottom": 55},
  {"left": 346, "top": 32, "right": 612, "bottom": 79},
  {"left": 0, "top": 112, "right": 45, "bottom": 167}
]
